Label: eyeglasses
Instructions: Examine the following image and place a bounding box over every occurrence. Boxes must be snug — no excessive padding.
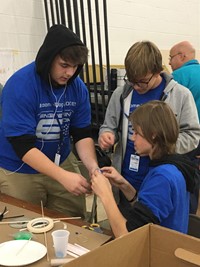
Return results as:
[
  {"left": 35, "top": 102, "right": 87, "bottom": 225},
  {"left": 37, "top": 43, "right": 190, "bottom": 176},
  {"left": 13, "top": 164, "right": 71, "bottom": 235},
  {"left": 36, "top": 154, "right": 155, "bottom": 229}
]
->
[
  {"left": 169, "top": 52, "right": 182, "bottom": 61},
  {"left": 124, "top": 73, "right": 154, "bottom": 89}
]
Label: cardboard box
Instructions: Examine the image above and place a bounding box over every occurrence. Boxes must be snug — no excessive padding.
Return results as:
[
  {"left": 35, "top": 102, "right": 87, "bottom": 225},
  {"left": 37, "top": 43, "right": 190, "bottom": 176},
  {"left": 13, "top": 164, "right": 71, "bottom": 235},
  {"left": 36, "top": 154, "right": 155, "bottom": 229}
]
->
[{"left": 64, "top": 224, "right": 200, "bottom": 267}]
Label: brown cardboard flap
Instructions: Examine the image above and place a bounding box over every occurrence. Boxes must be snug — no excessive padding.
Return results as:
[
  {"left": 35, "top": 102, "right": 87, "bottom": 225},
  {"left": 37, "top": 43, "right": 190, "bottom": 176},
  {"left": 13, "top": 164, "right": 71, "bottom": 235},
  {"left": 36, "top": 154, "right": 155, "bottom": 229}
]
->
[
  {"left": 175, "top": 248, "right": 200, "bottom": 266},
  {"left": 64, "top": 225, "right": 150, "bottom": 267},
  {"left": 63, "top": 224, "right": 200, "bottom": 267},
  {"left": 150, "top": 224, "right": 200, "bottom": 267}
]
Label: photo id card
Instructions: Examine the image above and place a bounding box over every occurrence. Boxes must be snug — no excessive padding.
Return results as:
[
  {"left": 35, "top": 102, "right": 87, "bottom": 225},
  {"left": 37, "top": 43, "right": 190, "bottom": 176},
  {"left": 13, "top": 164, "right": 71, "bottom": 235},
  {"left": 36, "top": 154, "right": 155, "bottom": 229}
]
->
[
  {"left": 129, "top": 154, "right": 140, "bottom": 172},
  {"left": 54, "top": 153, "right": 61, "bottom": 166}
]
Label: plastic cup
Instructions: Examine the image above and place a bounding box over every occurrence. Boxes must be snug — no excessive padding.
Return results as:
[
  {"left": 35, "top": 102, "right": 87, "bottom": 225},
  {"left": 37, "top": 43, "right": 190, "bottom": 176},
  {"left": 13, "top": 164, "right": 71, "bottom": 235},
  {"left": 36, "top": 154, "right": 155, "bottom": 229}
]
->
[{"left": 51, "top": 230, "right": 70, "bottom": 258}]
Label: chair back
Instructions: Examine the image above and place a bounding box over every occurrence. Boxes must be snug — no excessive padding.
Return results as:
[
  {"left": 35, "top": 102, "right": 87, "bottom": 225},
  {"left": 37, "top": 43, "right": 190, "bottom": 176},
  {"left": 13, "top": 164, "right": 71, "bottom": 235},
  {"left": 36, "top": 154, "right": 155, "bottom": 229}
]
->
[{"left": 188, "top": 213, "right": 200, "bottom": 238}]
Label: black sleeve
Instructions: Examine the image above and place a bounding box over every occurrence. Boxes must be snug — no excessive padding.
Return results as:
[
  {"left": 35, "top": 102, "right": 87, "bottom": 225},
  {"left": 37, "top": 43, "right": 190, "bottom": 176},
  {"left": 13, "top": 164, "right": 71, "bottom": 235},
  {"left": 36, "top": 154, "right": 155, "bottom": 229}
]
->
[
  {"left": 126, "top": 201, "right": 160, "bottom": 232},
  {"left": 70, "top": 125, "right": 92, "bottom": 144},
  {"left": 7, "top": 134, "right": 37, "bottom": 159}
]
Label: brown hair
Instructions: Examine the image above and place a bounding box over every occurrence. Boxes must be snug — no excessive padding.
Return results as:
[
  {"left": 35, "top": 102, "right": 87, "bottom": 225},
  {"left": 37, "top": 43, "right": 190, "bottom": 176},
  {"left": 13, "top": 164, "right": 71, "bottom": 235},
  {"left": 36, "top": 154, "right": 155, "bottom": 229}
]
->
[
  {"left": 129, "top": 100, "right": 179, "bottom": 159},
  {"left": 59, "top": 45, "right": 88, "bottom": 65},
  {"left": 125, "top": 41, "right": 163, "bottom": 82}
]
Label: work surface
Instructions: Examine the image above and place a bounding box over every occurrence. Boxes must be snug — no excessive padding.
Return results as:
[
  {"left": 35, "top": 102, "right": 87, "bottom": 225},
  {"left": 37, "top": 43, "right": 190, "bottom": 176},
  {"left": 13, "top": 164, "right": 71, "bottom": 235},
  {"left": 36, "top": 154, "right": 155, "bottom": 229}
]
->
[{"left": 0, "top": 194, "right": 112, "bottom": 267}]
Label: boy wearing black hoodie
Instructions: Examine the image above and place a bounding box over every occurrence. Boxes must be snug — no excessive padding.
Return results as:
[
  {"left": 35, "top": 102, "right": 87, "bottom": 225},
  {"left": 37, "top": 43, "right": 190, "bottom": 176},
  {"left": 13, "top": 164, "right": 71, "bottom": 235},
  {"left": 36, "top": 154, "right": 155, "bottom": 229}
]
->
[{"left": 0, "top": 25, "right": 98, "bottom": 218}]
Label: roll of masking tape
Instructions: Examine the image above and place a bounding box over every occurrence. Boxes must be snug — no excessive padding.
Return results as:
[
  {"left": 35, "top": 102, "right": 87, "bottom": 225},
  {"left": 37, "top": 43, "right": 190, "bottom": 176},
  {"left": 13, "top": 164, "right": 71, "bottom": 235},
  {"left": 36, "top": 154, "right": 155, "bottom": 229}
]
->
[
  {"left": 90, "top": 223, "right": 103, "bottom": 233},
  {"left": 27, "top": 217, "right": 54, "bottom": 233}
]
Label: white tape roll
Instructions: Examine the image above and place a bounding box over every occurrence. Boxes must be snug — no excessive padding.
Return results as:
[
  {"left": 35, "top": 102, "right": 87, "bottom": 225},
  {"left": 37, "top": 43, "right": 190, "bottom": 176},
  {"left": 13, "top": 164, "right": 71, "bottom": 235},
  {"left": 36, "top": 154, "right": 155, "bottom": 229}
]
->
[{"left": 27, "top": 217, "right": 54, "bottom": 233}]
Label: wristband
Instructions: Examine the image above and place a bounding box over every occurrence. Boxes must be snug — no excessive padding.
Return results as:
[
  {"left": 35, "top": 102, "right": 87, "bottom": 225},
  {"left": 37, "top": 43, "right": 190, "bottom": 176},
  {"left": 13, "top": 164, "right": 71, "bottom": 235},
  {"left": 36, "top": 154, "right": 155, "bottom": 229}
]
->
[
  {"left": 95, "top": 168, "right": 103, "bottom": 174},
  {"left": 128, "top": 193, "right": 137, "bottom": 203}
]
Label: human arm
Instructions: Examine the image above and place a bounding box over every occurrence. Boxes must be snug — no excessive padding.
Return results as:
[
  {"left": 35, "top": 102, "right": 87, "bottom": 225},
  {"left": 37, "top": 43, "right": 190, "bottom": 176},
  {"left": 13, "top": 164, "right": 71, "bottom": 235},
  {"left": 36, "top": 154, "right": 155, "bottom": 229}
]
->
[
  {"left": 22, "top": 148, "right": 90, "bottom": 195},
  {"left": 98, "top": 132, "right": 115, "bottom": 150},
  {"left": 91, "top": 169, "right": 160, "bottom": 237},
  {"left": 101, "top": 166, "right": 137, "bottom": 201},
  {"left": 98, "top": 87, "right": 124, "bottom": 150},
  {"left": 8, "top": 133, "right": 91, "bottom": 195},
  {"left": 75, "top": 137, "right": 99, "bottom": 175},
  {"left": 2, "top": 74, "right": 90, "bottom": 194},
  {"left": 68, "top": 80, "right": 99, "bottom": 174},
  {"left": 91, "top": 170, "right": 128, "bottom": 238}
]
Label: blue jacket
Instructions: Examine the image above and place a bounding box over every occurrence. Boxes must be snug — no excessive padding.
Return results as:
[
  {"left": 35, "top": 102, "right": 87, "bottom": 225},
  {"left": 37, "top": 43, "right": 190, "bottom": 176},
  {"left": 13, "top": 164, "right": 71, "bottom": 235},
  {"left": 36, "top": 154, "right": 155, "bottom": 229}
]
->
[{"left": 172, "top": 59, "right": 200, "bottom": 120}]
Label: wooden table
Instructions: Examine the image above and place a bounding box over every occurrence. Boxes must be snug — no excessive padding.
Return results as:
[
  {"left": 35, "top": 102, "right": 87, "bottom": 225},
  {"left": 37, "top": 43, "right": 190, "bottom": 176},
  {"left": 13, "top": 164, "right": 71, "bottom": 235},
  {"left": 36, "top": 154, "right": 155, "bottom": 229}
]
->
[
  {"left": 0, "top": 193, "right": 88, "bottom": 227},
  {"left": 0, "top": 193, "right": 112, "bottom": 267}
]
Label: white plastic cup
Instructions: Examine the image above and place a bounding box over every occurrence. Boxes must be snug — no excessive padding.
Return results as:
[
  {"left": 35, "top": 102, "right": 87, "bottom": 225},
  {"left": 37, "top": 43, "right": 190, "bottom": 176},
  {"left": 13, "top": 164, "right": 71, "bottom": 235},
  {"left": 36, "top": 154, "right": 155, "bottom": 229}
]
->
[{"left": 51, "top": 230, "right": 70, "bottom": 258}]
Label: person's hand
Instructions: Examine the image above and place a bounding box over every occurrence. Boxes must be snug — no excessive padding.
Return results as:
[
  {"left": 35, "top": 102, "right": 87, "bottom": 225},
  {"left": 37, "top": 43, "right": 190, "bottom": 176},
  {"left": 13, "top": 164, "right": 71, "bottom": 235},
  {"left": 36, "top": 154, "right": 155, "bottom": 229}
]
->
[
  {"left": 91, "top": 170, "right": 112, "bottom": 199},
  {"left": 59, "top": 172, "right": 91, "bottom": 196},
  {"left": 101, "top": 167, "right": 137, "bottom": 201},
  {"left": 98, "top": 132, "right": 115, "bottom": 150},
  {"left": 101, "top": 166, "right": 126, "bottom": 188}
]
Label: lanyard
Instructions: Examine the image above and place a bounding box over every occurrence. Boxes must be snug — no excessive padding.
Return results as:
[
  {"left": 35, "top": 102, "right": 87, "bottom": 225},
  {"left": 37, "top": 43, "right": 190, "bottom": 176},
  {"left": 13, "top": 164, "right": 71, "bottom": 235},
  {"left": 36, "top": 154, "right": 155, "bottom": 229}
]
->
[
  {"left": 54, "top": 112, "right": 64, "bottom": 154},
  {"left": 46, "top": 83, "right": 67, "bottom": 155}
]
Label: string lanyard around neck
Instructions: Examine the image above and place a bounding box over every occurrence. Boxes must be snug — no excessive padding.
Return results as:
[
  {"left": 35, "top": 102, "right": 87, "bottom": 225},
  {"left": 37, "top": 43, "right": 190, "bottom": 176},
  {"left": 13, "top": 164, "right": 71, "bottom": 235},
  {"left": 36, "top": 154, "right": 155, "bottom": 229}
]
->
[
  {"left": 49, "top": 79, "right": 67, "bottom": 109},
  {"left": 48, "top": 78, "right": 67, "bottom": 164}
]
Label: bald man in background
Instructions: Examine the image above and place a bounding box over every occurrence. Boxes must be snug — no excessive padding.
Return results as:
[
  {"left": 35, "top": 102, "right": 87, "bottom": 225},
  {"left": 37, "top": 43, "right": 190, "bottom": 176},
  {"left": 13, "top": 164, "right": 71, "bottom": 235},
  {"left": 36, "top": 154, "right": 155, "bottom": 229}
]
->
[
  {"left": 169, "top": 41, "right": 200, "bottom": 120},
  {"left": 169, "top": 41, "right": 200, "bottom": 214}
]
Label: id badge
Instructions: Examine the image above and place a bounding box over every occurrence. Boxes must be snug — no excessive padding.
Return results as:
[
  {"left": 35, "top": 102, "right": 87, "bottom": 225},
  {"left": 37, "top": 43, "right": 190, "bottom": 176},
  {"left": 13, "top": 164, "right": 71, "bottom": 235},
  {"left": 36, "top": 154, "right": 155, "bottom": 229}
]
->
[
  {"left": 54, "top": 153, "right": 61, "bottom": 166},
  {"left": 129, "top": 154, "right": 140, "bottom": 172}
]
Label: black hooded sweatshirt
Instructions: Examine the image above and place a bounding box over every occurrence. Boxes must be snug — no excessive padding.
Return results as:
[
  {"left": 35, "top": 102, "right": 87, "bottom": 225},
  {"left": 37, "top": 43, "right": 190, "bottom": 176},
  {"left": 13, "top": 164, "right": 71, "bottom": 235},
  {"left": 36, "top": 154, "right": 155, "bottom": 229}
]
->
[
  {"left": 35, "top": 24, "right": 85, "bottom": 84},
  {"left": 8, "top": 24, "right": 91, "bottom": 159}
]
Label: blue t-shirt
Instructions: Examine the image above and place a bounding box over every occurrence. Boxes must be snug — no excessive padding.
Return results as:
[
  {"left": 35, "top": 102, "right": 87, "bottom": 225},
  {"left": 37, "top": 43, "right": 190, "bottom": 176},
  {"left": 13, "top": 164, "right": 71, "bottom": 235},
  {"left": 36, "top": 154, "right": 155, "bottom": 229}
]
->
[
  {"left": 0, "top": 62, "right": 91, "bottom": 173},
  {"left": 0, "top": 83, "right": 3, "bottom": 118},
  {"left": 122, "top": 78, "right": 166, "bottom": 190},
  {"left": 137, "top": 164, "right": 189, "bottom": 233}
]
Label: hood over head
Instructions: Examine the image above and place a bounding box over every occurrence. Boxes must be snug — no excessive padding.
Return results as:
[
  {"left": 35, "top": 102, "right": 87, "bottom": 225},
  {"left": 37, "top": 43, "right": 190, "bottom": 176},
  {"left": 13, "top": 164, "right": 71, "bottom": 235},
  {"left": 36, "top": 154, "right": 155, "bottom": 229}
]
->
[{"left": 35, "top": 24, "right": 86, "bottom": 83}]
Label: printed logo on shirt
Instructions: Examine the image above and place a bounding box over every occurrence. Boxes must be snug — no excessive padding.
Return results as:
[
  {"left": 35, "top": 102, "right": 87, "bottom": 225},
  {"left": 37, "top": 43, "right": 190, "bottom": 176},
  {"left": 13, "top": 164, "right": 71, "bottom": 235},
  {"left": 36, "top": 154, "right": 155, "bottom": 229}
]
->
[
  {"left": 127, "top": 103, "right": 140, "bottom": 141},
  {"left": 36, "top": 100, "right": 76, "bottom": 141}
]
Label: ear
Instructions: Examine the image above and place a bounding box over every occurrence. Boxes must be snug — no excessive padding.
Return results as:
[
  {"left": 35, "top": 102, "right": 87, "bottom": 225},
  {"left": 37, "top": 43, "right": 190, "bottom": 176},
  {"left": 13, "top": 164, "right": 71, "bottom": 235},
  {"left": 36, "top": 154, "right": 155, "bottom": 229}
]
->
[{"left": 180, "top": 53, "right": 186, "bottom": 61}]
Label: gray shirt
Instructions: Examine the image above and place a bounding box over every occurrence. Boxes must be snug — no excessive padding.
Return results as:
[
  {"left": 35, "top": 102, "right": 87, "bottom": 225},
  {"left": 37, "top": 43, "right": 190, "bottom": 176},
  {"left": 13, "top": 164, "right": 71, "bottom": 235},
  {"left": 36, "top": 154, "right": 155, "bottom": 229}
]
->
[{"left": 99, "top": 72, "right": 200, "bottom": 173}]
